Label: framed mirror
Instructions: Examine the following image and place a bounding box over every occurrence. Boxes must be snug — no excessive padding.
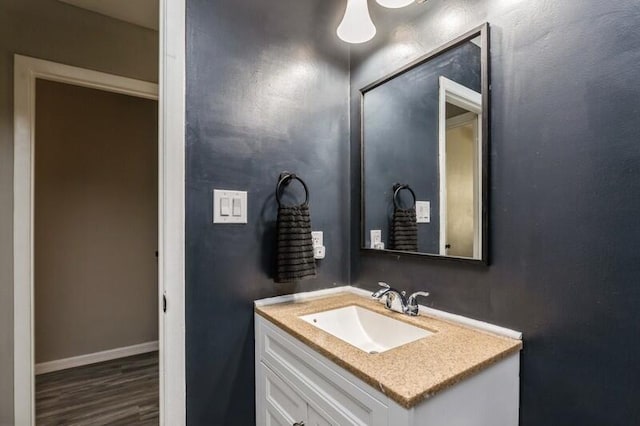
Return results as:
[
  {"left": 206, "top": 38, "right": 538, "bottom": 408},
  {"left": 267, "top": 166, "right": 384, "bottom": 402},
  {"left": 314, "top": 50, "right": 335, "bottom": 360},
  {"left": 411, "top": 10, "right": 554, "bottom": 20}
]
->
[{"left": 360, "top": 24, "right": 489, "bottom": 263}]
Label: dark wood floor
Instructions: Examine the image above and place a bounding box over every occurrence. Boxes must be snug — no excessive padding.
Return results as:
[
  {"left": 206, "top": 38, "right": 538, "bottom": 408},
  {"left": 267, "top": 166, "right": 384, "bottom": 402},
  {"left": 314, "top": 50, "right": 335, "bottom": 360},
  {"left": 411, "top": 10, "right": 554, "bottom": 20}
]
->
[{"left": 36, "top": 351, "right": 159, "bottom": 425}]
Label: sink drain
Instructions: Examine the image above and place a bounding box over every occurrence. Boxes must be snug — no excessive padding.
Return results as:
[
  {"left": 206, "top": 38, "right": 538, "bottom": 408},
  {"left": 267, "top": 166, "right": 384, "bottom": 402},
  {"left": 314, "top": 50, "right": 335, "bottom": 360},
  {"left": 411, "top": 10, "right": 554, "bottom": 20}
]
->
[{"left": 368, "top": 350, "right": 379, "bottom": 355}]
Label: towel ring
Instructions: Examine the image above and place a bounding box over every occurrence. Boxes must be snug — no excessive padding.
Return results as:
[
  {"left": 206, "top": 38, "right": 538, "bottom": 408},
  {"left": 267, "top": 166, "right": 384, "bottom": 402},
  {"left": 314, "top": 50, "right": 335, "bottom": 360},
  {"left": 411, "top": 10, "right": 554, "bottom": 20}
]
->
[
  {"left": 276, "top": 172, "right": 309, "bottom": 206},
  {"left": 393, "top": 183, "right": 416, "bottom": 210}
]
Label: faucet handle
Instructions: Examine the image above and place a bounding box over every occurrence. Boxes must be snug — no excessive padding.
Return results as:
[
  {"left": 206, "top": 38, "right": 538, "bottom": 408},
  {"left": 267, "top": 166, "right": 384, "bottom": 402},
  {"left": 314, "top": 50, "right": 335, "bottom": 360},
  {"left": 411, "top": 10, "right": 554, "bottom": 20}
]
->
[
  {"left": 371, "top": 281, "right": 391, "bottom": 299},
  {"left": 406, "top": 291, "right": 430, "bottom": 316},
  {"left": 408, "top": 291, "right": 430, "bottom": 304}
]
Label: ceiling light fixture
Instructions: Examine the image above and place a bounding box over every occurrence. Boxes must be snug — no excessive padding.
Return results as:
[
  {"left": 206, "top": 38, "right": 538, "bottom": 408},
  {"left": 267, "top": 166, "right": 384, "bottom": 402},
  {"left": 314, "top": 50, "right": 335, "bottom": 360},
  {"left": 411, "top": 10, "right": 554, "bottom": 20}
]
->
[
  {"left": 337, "top": 0, "right": 376, "bottom": 44},
  {"left": 376, "top": 0, "right": 414, "bottom": 8}
]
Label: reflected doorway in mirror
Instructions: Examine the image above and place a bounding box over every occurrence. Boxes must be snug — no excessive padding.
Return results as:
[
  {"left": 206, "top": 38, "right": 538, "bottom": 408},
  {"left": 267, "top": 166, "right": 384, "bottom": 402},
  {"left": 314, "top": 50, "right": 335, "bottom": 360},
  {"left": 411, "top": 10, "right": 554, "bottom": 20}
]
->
[{"left": 438, "top": 76, "right": 482, "bottom": 259}]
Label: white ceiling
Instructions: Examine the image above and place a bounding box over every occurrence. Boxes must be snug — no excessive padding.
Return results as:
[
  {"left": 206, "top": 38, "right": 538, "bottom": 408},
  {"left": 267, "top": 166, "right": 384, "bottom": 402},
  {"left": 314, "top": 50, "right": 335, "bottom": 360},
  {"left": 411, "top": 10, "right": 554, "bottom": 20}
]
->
[{"left": 59, "top": 0, "right": 158, "bottom": 31}]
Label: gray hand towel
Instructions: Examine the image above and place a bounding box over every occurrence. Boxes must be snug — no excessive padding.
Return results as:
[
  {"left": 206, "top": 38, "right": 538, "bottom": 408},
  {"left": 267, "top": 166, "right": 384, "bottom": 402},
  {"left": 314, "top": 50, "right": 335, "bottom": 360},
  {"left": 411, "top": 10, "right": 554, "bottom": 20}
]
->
[
  {"left": 276, "top": 204, "right": 316, "bottom": 283},
  {"left": 390, "top": 207, "right": 418, "bottom": 252}
]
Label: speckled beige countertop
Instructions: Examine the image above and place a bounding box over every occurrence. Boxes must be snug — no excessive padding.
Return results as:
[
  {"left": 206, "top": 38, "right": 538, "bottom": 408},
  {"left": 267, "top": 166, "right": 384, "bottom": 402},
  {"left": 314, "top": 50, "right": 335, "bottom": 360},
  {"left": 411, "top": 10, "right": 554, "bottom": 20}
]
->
[{"left": 255, "top": 292, "right": 522, "bottom": 409}]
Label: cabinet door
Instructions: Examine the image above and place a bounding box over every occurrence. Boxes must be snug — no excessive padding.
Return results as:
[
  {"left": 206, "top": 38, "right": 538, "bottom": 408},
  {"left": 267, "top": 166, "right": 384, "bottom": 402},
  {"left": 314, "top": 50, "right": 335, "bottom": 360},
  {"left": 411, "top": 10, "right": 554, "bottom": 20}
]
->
[
  {"left": 265, "top": 400, "right": 295, "bottom": 426},
  {"left": 257, "top": 317, "right": 388, "bottom": 426},
  {"left": 260, "top": 361, "right": 362, "bottom": 426},
  {"left": 307, "top": 405, "right": 336, "bottom": 426},
  {"left": 261, "top": 363, "right": 307, "bottom": 425}
]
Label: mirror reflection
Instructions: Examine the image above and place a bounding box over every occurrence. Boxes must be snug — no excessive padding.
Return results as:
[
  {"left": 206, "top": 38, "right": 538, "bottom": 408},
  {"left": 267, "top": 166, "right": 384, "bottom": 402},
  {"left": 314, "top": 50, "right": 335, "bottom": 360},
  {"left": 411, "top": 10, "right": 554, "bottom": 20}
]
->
[{"left": 361, "top": 32, "right": 487, "bottom": 261}]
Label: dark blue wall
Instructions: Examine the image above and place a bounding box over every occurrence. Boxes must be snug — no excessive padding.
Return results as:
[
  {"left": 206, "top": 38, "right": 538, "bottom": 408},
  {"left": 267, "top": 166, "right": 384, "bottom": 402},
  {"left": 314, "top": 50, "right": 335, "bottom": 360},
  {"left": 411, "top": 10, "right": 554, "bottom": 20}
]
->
[
  {"left": 362, "top": 41, "right": 480, "bottom": 252},
  {"left": 185, "top": 0, "right": 349, "bottom": 424},
  {"left": 186, "top": 0, "right": 640, "bottom": 424},
  {"left": 351, "top": 1, "right": 640, "bottom": 425}
]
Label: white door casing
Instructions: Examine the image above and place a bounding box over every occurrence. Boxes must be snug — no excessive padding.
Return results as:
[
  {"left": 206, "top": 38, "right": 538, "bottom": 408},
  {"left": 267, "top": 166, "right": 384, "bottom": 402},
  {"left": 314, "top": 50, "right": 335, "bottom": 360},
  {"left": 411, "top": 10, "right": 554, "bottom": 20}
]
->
[
  {"left": 158, "top": 0, "right": 186, "bottom": 423},
  {"left": 438, "top": 76, "right": 482, "bottom": 258}
]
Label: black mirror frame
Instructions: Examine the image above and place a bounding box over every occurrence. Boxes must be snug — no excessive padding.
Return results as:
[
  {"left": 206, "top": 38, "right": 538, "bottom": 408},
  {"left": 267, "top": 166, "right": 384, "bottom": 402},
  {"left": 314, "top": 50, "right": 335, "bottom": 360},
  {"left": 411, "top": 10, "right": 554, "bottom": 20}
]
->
[{"left": 358, "top": 23, "right": 490, "bottom": 265}]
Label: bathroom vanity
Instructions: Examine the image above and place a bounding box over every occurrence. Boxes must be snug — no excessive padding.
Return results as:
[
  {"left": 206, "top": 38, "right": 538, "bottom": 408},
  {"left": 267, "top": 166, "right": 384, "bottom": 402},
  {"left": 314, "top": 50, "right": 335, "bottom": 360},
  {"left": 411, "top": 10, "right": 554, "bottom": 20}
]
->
[{"left": 255, "top": 288, "right": 522, "bottom": 426}]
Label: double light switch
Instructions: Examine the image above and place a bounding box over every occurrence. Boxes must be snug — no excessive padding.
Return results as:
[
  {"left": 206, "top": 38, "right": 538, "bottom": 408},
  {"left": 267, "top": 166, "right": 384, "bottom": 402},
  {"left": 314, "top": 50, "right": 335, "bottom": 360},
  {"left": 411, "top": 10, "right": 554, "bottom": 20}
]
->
[
  {"left": 213, "top": 189, "right": 247, "bottom": 224},
  {"left": 220, "top": 198, "right": 242, "bottom": 217}
]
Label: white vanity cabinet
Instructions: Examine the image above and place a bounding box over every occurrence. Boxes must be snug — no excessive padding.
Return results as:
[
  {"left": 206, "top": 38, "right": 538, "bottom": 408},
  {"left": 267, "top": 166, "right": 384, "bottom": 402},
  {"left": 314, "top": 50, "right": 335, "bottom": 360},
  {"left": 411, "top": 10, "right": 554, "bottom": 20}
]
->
[
  {"left": 256, "top": 315, "right": 387, "bottom": 426},
  {"left": 255, "top": 314, "right": 520, "bottom": 426}
]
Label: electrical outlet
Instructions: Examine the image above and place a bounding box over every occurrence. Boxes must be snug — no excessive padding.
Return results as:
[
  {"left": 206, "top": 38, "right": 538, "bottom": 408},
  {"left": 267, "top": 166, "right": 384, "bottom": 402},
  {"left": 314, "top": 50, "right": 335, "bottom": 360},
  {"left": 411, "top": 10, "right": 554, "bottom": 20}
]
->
[
  {"left": 314, "top": 245, "right": 326, "bottom": 259},
  {"left": 311, "top": 231, "right": 323, "bottom": 247}
]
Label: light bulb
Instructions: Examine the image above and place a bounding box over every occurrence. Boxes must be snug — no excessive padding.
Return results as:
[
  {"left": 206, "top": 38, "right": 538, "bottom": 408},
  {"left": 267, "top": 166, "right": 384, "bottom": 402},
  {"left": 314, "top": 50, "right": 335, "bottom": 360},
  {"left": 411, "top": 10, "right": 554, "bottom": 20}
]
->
[
  {"left": 337, "top": 0, "right": 376, "bottom": 44},
  {"left": 376, "top": 0, "right": 414, "bottom": 8}
]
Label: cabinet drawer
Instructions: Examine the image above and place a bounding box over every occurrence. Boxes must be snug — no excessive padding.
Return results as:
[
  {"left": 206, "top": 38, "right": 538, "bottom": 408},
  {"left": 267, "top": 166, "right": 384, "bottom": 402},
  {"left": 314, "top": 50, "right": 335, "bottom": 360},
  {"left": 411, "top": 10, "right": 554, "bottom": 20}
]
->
[{"left": 256, "top": 316, "right": 388, "bottom": 426}]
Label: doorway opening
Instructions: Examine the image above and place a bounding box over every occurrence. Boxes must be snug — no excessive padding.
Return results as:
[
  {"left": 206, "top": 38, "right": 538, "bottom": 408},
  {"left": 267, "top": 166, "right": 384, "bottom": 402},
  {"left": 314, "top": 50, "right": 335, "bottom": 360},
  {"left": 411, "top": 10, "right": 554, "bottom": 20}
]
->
[
  {"left": 33, "top": 78, "right": 159, "bottom": 423},
  {"left": 13, "top": 51, "right": 186, "bottom": 425}
]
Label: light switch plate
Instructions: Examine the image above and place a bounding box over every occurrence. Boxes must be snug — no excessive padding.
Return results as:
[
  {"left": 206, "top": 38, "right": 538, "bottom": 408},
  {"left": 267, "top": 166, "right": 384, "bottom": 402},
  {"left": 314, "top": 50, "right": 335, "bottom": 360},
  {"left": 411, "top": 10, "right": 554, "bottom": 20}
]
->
[
  {"left": 370, "top": 230, "right": 382, "bottom": 248},
  {"left": 416, "top": 201, "right": 430, "bottom": 223},
  {"left": 213, "top": 189, "right": 247, "bottom": 224}
]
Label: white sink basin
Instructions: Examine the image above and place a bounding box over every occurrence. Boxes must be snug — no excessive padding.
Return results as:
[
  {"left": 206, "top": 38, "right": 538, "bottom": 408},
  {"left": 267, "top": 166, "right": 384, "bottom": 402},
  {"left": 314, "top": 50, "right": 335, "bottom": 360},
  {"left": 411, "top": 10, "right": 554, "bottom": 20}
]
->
[{"left": 299, "top": 305, "right": 433, "bottom": 354}]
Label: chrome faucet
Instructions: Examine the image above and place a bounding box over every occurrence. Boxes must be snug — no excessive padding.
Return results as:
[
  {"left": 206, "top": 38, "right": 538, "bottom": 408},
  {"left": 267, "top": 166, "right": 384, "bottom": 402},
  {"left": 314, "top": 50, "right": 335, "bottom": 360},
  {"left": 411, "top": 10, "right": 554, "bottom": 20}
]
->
[{"left": 371, "top": 282, "right": 430, "bottom": 316}]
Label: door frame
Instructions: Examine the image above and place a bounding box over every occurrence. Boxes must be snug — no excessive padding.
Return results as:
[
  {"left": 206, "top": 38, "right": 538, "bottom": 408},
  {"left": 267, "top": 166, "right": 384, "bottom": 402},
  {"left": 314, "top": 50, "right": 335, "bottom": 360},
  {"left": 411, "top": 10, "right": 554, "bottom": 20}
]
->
[
  {"left": 13, "top": 1, "right": 186, "bottom": 420},
  {"left": 445, "top": 112, "right": 480, "bottom": 258},
  {"left": 438, "top": 76, "right": 482, "bottom": 258},
  {"left": 158, "top": 0, "right": 186, "bottom": 423}
]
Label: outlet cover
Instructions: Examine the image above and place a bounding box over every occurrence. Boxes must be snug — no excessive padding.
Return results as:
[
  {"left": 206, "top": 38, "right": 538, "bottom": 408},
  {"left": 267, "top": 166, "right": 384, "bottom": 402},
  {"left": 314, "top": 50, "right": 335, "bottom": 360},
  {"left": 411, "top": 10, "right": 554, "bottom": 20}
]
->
[{"left": 311, "top": 231, "right": 323, "bottom": 247}]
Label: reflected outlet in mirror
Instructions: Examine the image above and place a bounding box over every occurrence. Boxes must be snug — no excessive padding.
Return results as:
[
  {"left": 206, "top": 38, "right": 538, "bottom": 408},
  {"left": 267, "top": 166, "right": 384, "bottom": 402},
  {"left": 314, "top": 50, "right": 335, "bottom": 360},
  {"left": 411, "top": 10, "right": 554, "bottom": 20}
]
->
[{"left": 299, "top": 305, "right": 433, "bottom": 353}]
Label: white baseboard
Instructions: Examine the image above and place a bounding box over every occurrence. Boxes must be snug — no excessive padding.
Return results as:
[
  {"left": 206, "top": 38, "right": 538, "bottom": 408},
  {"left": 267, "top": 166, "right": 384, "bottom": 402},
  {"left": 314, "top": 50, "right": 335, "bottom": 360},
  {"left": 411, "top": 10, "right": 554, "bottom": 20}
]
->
[{"left": 35, "top": 341, "right": 159, "bottom": 375}]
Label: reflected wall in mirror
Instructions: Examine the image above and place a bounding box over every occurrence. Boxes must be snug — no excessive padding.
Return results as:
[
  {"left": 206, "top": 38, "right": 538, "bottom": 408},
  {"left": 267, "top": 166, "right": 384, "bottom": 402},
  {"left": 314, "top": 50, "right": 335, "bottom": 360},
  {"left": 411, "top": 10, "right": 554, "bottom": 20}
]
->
[{"left": 360, "top": 24, "right": 489, "bottom": 262}]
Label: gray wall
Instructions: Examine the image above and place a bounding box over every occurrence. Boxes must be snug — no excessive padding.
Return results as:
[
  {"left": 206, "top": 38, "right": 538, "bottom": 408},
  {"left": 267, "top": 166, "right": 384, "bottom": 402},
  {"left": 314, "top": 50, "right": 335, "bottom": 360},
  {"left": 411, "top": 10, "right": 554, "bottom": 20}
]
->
[
  {"left": 0, "top": 1, "right": 157, "bottom": 423},
  {"left": 351, "top": 1, "right": 640, "bottom": 425},
  {"left": 35, "top": 80, "right": 158, "bottom": 364},
  {"left": 185, "top": 0, "right": 349, "bottom": 423},
  {"left": 363, "top": 41, "right": 480, "bottom": 252}
]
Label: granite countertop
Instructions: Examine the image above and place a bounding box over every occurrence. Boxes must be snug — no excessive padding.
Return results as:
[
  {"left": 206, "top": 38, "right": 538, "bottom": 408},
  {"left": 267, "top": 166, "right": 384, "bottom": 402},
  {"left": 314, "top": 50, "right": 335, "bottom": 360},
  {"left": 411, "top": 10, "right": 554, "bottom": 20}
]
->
[{"left": 255, "top": 292, "right": 522, "bottom": 409}]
